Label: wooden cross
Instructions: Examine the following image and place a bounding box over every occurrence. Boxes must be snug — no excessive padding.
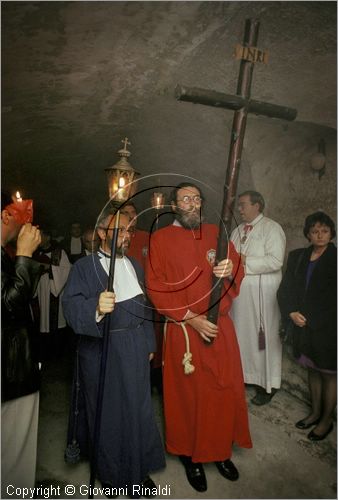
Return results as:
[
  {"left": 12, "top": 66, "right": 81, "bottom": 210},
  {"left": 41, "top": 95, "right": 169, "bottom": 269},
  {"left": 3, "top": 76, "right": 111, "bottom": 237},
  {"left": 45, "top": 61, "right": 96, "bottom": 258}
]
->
[{"left": 175, "top": 18, "right": 297, "bottom": 326}]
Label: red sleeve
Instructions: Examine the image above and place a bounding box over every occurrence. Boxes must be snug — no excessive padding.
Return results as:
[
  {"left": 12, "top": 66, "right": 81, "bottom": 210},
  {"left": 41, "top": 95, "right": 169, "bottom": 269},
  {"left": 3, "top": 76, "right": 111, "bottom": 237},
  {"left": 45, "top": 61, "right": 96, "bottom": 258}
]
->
[{"left": 145, "top": 232, "right": 189, "bottom": 322}]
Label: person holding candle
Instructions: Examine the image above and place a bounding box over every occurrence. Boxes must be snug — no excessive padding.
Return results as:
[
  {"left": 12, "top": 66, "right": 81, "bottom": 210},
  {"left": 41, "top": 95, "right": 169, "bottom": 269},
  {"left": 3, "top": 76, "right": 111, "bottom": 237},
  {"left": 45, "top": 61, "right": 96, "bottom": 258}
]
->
[
  {"left": 62, "top": 206, "right": 165, "bottom": 497},
  {"left": 1, "top": 190, "right": 42, "bottom": 497}
]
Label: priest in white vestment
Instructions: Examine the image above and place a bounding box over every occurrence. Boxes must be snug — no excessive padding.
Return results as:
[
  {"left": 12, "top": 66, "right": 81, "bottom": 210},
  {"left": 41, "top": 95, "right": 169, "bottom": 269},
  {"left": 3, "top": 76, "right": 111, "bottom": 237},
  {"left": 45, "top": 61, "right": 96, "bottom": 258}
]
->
[
  {"left": 230, "top": 191, "right": 286, "bottom": 405},
  {"left": 33, "top": 229, "right": 71, "bottom": 359}
]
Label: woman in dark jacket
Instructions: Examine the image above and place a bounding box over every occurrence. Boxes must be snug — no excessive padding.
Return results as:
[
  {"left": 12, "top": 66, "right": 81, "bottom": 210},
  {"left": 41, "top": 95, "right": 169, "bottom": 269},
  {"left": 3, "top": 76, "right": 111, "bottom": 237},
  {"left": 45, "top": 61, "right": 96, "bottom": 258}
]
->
[{"left": 277, "top": 212, "right": 336, "bottom": 441}]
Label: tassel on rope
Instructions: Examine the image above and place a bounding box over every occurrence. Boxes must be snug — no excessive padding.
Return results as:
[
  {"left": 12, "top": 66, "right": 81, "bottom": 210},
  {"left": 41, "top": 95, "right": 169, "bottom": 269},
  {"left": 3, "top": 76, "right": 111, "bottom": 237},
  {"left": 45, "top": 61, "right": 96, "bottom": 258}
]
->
[
  {"left": 258, "top": 275, "right": 266, "bottom": 351},
  {"left": 164, "top": 319, "right": 195, "bottom": 375},
  {"left": 258, "top": 326, "right": 266, "bottom": 351}
]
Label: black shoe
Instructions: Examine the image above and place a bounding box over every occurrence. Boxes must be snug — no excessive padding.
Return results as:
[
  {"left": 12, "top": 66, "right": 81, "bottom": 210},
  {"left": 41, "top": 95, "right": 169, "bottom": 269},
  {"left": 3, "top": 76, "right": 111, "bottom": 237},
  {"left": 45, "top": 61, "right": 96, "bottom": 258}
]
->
[
  {"left": 141, "top": 476, "right": 157, "bottom": 498},
  {"left": 101, "top": 483, "right": 118, "bottom": 499},
  {"left": 215, "top": 460, "right": 239, "bottom": 481},
  {"left": 179, "top": 455, "right": 207, "bottom": 492},
  {"left": 308, "top": 423, "right": 334, "bottom": 441},
  {"left": 251, "top": 388, "right": 277, "bottom": 406},
  {"left": 295, "top": 417, "right": 320, "bottom": 430}
]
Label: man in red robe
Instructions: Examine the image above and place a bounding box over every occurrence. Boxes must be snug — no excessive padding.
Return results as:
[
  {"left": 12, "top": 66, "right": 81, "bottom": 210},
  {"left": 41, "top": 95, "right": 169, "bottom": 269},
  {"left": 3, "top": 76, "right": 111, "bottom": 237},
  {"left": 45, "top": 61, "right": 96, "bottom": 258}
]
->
[{"left": 146, "top": 183, "right": 252, "bottom": 492}]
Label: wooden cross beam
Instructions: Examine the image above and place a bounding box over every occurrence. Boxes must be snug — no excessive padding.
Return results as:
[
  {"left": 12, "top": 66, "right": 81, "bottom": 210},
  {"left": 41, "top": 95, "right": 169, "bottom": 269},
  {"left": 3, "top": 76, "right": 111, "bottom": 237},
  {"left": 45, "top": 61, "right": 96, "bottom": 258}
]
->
[
  {"left": 175, "top": 85, "right": 297, "bottom": 121},
  {"left": 175, "top": 18, "right": 298, "bottom": 326}
]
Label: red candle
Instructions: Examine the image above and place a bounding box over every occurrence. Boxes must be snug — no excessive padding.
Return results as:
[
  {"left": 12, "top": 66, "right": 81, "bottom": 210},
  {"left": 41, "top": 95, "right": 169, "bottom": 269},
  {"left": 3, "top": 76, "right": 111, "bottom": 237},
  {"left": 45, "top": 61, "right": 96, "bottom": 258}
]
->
[{"left": 5, "top": 191, "right": 33, "bottom": 224}]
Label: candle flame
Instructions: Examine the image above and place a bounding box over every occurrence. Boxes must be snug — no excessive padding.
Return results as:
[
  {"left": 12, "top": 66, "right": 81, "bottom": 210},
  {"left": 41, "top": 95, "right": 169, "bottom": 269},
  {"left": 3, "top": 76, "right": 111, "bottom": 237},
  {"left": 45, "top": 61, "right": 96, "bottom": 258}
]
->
[
  {"left": 152, "top": 192, "right": 164, "bottom": 209},
  {"left": 16, "top": 191, "right": 23, "bottom": 202},
  {"left": 118, "top": 177, "right": 125, "bottom": 188}
]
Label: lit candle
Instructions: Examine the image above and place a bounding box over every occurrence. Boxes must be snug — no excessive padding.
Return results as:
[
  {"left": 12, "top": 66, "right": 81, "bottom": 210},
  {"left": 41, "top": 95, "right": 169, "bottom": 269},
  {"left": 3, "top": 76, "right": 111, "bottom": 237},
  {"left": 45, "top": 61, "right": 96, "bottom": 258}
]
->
[
  {"left": 7, "top": 191, "right": 33, "bottom": 223},
  {"left": 117, "top": 176, "right": 126, "bottom": 200},
  {"left": 151, "top": 192, "right": 164, "bottom": 209},
  {"left": 15, "top": 191, "right": 23, "bottom": 202}
]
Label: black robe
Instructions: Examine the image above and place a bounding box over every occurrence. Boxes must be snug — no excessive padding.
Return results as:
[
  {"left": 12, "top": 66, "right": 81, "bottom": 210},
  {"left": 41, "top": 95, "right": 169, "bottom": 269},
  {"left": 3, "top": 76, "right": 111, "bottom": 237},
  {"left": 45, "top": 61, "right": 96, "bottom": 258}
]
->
[
  {"left": 277, "top": 242, "right": 336, "bottom": 370},
  {"left": 62, "top": 254, "right": 165, "bottom": 489}
]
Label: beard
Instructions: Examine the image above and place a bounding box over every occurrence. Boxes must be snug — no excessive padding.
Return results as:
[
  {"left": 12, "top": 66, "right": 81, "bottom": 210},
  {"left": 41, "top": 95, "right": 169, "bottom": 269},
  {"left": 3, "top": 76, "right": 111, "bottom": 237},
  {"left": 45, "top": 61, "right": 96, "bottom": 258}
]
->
[
  {"left": 105, "top": 234, "right": 130, "bottom": 257},
  {"left": 116, "top": 240, "right": 130, "bottom": 257},
  {"left": 175, "top": 206, "right": 203, "bottom": 229}
]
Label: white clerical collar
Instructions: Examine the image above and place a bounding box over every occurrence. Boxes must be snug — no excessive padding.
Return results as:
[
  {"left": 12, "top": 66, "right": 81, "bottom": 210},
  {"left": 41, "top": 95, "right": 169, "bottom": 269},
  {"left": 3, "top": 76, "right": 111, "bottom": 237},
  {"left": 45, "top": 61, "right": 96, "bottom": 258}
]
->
[
  {"left": 245, "top": 213, "right": 264, "bottom": 227},
  {"left": 97, "top": 251, "right": 143, "bottom": 303}
]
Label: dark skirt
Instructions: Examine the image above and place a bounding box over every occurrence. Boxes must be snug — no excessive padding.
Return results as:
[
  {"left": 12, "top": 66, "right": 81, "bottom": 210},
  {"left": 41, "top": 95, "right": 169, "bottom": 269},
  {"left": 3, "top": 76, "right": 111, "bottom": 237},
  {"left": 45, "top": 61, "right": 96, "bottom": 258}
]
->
[{"left": 293, "top": 324, "right": 337, "bottom": 371}]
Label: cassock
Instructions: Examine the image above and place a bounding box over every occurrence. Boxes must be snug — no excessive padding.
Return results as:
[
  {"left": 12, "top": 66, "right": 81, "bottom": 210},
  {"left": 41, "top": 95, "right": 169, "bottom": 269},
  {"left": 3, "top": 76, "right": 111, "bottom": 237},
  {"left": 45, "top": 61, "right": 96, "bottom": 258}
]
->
[
  {"left": 146, "top": 222, "right": 252, "bottom": 463},
  {"left": 62, "top": 252, "right": 165, "bottom": 489},
  {"left": 230, "top": 214, "right": 286, "bottom": 392}
]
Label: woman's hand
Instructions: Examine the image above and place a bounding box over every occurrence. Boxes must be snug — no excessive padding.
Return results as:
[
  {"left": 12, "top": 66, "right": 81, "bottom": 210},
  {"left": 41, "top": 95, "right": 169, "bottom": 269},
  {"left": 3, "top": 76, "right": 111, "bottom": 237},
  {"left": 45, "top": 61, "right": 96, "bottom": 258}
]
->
[{"left": 289, "top": 311, "right": 307, "bottom": 327}]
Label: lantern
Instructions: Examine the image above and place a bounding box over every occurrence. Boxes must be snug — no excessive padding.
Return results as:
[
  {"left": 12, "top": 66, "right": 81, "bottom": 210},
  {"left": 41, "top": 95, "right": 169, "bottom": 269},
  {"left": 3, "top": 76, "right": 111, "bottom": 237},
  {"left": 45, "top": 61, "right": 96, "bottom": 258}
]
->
[
  {"left": 105, "top": 137, "right": 139, "bottom": 203},
  {"left": 151, "top": 191, "right": 165, "bottom": 210}
]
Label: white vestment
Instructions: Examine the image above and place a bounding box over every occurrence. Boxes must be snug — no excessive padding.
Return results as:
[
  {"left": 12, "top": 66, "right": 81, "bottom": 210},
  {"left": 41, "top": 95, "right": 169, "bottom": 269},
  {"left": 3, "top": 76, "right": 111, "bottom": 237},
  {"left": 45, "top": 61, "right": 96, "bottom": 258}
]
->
[
  {"left": 230, "top": 214, "right": 286, "bottom": 392},
  {"left": 36, "top": 249, "right": 71, "bottom": 332}
]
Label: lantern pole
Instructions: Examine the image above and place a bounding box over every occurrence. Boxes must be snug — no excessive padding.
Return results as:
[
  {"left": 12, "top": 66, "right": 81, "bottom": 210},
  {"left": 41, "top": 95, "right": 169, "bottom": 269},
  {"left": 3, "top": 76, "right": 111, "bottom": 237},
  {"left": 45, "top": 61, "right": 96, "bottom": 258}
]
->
[{"left": 88, "top": 139, "right": 138, "bottom": 499}]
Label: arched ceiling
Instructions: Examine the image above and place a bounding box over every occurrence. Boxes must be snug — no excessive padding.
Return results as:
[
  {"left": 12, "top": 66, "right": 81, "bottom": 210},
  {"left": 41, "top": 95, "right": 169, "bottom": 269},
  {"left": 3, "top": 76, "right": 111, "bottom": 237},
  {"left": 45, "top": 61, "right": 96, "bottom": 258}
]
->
[{"left": 2, "top": 1, "right": 336, "bottom": 231}]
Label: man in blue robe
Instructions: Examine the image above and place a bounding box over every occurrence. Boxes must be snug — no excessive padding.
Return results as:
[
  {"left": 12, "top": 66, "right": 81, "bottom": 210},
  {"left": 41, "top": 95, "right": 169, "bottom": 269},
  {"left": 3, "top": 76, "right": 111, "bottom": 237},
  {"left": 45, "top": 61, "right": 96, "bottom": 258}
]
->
[{"left": 62, "top": 206, "right": 165, "bottom": 497}]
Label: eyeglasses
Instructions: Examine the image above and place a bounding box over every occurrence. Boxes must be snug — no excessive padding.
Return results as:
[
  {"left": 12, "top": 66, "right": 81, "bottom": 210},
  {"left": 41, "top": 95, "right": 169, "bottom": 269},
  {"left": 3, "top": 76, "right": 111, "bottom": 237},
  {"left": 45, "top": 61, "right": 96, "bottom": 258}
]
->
[
  {"left": 177, "top": 195, "right": 202, "bottom": 204},
  {"left": 118, "top": 227, "right": 133, "bottom": 235},
  {"left": 98, "top": 226, "right": 133, "bottom": 235}
]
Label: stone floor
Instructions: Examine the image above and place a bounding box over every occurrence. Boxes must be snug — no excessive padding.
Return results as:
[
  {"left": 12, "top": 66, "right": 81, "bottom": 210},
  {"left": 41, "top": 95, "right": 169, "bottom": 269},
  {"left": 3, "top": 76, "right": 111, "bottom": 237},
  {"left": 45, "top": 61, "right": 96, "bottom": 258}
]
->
[{"left": 35, "top": 353, "right": 337, "bottom": 499}]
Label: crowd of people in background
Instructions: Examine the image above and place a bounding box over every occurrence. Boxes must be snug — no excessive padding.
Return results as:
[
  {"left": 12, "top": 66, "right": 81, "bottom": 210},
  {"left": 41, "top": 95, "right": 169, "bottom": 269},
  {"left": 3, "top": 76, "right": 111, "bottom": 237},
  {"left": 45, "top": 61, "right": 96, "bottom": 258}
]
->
[{"left": 1, "top": 186, "right": 336, "bottom": 498}]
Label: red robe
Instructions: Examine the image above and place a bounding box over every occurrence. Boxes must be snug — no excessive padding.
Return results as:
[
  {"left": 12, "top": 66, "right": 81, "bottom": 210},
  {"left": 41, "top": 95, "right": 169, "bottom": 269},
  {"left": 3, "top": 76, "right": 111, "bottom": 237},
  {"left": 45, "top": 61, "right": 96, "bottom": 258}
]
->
[
  {"left": 128, "top": 229, "right": 149, "bottom": 270},
  {"left": 146, "top": 223, "right": 252, "bottom": 462}
]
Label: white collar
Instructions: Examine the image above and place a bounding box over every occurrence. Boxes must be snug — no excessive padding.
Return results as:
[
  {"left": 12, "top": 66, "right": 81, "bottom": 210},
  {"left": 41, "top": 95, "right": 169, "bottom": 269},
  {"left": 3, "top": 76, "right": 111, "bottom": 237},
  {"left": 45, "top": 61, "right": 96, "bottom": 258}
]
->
[
  {"left": 98, "top": 252, "right": 143, "bottom": 302},
  {"left": 243, "top": 213, "right": 264, "bottom": 227}
]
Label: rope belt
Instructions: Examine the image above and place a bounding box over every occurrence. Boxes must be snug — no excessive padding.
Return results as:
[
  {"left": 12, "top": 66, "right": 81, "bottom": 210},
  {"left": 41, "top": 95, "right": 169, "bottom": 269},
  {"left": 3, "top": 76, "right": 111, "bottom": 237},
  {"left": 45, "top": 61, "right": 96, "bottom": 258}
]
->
[{"left": 164, "top": 318, "right": 195, "bottom": 375}]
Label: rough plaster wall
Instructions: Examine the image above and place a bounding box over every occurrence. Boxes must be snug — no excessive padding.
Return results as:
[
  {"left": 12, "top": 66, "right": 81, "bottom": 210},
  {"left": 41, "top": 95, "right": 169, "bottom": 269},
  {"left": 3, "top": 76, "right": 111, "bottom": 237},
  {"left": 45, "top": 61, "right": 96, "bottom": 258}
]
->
[
  {"left": 2, "top": 1, "right": 337, "bottom": 399},
  {"left": 2, "top": 1, "right": 336, "bottom": 231}
]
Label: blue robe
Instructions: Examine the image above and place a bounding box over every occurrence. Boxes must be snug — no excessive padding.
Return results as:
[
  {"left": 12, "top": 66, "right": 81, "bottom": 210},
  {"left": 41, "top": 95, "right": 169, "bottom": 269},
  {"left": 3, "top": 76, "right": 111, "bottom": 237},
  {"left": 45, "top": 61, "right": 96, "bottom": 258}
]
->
[{"left": 62, "top": 254, "right": 165, "bottom": 489}]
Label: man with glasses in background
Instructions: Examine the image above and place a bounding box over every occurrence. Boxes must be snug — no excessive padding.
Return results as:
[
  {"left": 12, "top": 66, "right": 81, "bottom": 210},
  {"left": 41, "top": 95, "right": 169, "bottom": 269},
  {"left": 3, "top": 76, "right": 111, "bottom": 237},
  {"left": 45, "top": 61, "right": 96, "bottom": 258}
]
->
[{"left": 146, "top": 183, "right": 252, "bottom": 493}]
